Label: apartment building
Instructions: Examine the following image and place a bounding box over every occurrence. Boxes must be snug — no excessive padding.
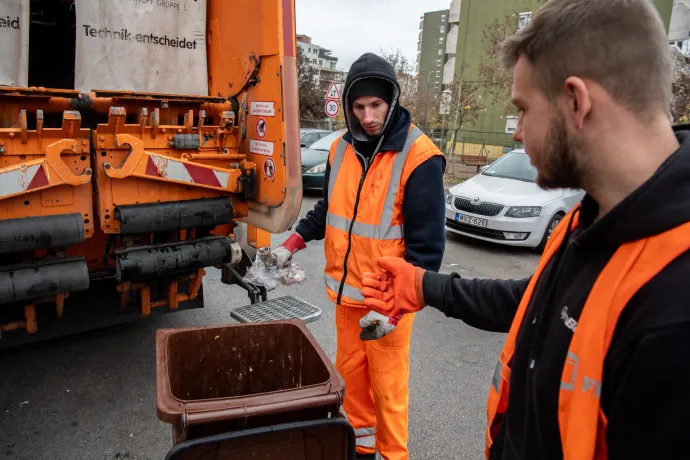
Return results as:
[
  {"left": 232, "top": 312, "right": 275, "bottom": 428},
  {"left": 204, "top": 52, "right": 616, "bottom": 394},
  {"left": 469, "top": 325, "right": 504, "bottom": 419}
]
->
[{"left": 418, "top": 0, "right": 674, "bottom": 133}]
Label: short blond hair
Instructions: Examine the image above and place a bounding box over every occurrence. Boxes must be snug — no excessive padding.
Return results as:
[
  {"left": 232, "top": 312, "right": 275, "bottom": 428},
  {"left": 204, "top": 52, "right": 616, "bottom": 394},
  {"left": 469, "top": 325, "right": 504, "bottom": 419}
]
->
[{"left": 502, "top": 0, "right": 673, "bottom": 116}]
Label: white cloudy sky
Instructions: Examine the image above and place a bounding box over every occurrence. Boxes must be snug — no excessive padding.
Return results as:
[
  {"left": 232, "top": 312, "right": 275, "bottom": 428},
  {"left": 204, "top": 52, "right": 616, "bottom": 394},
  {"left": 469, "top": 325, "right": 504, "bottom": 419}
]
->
[{"left": 295, "top": 0, "right": 451, "bottom": 72}]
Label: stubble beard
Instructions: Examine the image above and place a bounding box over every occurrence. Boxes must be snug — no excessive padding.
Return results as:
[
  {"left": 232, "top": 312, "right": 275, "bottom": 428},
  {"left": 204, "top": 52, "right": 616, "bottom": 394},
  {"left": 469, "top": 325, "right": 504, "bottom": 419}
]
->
[{"left": 536, "top": 113, "right": 587, "bottom": 191}]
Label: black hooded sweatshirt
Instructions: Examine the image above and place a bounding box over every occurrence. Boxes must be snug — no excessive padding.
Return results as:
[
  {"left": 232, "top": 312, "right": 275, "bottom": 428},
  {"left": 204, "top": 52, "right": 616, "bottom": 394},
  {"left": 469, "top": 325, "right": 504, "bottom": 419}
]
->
[
  {"left": 423, "top": 128, "right": 690, "bottom": 459},
  {"left": 296, "top": 54, "right": 446, "bottom": 273}
]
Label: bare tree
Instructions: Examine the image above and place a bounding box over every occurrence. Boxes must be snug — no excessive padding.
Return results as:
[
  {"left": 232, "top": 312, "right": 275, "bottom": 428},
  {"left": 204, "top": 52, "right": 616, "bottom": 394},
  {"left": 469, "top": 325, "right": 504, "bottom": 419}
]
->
[
  {"left": 477, "top": 14, "right": 520, "bottom": 118},
  {"left": 379, "top": 48, "right": 420, "bottom": 113},
  {"left": 297, "top": 47, "right": 324, "bottom": 119},
  {"left": 445, "top": 70, "right": 486, "bottom": 130}
]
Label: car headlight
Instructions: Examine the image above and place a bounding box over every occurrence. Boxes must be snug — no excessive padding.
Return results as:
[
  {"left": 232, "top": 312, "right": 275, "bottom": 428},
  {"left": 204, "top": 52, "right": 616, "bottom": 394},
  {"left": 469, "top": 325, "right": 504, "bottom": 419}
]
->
[
  {"left": 305, "top": 163, "right": 327, "bottom": 174},
  {"left": 505, "top": 206, "right": 542, "bottom": 218},
  {"left": 445, "top": 190, "right": 453, "bottom": 205}
]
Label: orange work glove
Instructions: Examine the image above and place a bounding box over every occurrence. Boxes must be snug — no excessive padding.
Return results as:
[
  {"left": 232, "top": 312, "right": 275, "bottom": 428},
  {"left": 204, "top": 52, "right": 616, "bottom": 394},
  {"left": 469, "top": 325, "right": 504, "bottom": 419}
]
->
[{"left": 361, "top": 257, "right": 426, "bottom": 318}]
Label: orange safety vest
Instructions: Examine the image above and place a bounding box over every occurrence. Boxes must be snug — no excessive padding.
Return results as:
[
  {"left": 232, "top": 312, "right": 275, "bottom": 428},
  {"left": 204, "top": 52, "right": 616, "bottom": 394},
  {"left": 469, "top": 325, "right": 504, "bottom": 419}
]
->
[
  {"left": 485, "top": 205, "right": 690, "bottom": 460},
  {"left": 323, "top": 125, "right": 443, "bottom": 307}
]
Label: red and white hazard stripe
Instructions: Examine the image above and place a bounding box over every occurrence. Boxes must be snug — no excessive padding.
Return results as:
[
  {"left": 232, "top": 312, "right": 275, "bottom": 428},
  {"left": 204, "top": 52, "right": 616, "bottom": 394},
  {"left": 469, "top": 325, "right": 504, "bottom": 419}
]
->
[
  {"left": 0, "top": 163, "right": 49, "bottom": 199},
  {"left": 145, "top": 155, "right": 230, "bottom": 189}
]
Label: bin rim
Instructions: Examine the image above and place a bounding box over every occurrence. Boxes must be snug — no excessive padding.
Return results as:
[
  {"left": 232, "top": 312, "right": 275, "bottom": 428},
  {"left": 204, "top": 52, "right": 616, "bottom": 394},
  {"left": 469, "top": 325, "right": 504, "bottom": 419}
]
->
[
  {"left": 156, "top": 319, "right": 345, "bottom": 427},
  {"left": 164, "top": 417, "right": 357, "bottom": 460}
]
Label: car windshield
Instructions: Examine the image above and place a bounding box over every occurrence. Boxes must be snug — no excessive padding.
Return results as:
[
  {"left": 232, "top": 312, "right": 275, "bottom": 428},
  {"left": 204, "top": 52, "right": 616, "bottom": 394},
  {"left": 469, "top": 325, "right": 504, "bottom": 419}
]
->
[
  {"left": 482, "top": 151, "right": 537, "bottom": 183},
  {"left": 308, "top": 130, "right": 345, "bottom": 151}
]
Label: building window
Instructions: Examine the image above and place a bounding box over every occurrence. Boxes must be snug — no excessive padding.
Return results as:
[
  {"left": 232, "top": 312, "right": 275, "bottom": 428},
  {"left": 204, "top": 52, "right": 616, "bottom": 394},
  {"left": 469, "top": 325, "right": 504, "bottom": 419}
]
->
[
  {"left": 440, "top": 26, "right": 445, "bottom": 34},
  {"left": 437, "top": 49, "right": 443, "bottom": 56},
  {"left": 518, "top": 12, "right": 532, "bottom": 30},
  {"left": 436, "top": 71, "right": 441, "bottom": 78},
  {"left": 319, "top": 60, "right": 323, "bottom": 66},
  {"left": 436, "top": 59, "right": 442, "bottom": 67},
  {"left": 434, "top": 82, "right": 440, "bottom": 89},
  {"left": 314, "top": 49, "right": 318, "bottom": 54},
  {"left": 313, "top": 59, "right": 317, "bottom": 64},
  {"left": 308, "top": 47, "right": 311, "bottom": 52},
  {"left": 439, "top": 37, "right": 444, "bottom": 44},
  {"left": 441, "top": 14, "right": 446, "bottom": 22}
]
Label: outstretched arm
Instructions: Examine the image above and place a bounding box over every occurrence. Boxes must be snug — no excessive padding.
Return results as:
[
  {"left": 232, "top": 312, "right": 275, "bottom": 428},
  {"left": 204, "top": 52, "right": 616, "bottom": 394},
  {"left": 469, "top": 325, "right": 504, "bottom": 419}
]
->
[{"left": 423, "top": 272, "right": 530, "bottom": 333}]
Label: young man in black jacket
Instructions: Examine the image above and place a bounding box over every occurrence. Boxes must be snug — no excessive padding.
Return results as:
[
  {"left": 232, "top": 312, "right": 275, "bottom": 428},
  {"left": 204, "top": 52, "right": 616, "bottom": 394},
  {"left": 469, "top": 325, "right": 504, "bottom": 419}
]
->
[
  {"left": 360, "top": 0, "right": 690, "bottom": 459},
  {"left": 271, "top": 53, "right": 445, "bottom": 459}
]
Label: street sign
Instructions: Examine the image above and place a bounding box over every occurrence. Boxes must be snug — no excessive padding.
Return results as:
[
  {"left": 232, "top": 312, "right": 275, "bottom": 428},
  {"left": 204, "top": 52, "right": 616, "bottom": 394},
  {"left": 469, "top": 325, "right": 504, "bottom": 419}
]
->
[
  {"left": 325, "top": 81, "right": 341, "bottom": 100},
  {"left": 439, "top": 89, "right": 452, "bottom": 116},
  {"left": 325, "top": 99, "right": 339, "bottom": 117}
]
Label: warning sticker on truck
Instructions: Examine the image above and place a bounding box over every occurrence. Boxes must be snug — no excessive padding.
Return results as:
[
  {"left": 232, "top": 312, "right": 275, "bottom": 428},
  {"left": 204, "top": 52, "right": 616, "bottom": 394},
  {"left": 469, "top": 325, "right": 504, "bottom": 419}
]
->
[
  {"left": 249, "top": 140, "right": 274, "bottom": 156},
  {"left": 75, "top": 0, "right": 208, "bottom": 95},
  {"left": 250, "top": 102, "right": 276, "bottom": 117},
  {"left": 0, "top": 0, "right": 29, "bottom": 86}
]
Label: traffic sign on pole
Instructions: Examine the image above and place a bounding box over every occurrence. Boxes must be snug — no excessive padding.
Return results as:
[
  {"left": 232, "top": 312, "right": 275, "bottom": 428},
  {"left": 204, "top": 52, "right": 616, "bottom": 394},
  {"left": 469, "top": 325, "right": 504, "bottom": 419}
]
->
[
  {"left": 325, "top": 81, "right": 341, "bottom": 100},
  {"left": 325, "top": 99, "right": 339, "bottom": 117}
]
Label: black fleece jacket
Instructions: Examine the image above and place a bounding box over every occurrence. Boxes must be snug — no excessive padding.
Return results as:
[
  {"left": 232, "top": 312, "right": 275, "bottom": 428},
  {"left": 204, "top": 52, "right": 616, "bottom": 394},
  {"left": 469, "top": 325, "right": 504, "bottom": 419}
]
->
[
  {"left": 296, "top": 107, "right": 446, "bottom": 272},
  {"left": 423, "top": 129, "right": 690, "bottom": 459}
]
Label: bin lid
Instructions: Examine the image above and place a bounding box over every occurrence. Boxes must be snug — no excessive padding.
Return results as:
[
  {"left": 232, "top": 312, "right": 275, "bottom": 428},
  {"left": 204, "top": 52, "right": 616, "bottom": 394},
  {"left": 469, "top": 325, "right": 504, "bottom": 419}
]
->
[{"left": 165, "top": 418, "right": 355, "bottom": 460}]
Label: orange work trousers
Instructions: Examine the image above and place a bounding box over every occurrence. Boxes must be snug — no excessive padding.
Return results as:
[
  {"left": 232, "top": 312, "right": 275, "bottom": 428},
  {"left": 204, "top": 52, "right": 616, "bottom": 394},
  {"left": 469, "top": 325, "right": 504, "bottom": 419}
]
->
[{"left": 335, "top": 305, "right": 415, "bottom": 460}]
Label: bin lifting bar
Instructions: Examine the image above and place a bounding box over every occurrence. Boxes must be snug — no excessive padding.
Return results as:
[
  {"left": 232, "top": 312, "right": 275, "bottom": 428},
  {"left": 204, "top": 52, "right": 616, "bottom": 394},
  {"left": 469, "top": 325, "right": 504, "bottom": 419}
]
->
[
  {"left": 0, "top": 138, "right": 92, "bottom": 202},
  {"left": 0, "top": 293, "right": 68, "bottom": 337},
  {"left": 103, "top": 134, "right": 253, "bottom": 194},
  {"left": 117, "top": 269, "right": 205, "bottom": 317}
]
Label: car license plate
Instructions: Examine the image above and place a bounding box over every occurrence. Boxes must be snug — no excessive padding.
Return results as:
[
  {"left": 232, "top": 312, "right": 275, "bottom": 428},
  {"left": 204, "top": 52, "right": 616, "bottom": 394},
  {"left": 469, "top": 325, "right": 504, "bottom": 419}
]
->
[{"left": 456, "top": 213, "right": 488, "bottom": 228}]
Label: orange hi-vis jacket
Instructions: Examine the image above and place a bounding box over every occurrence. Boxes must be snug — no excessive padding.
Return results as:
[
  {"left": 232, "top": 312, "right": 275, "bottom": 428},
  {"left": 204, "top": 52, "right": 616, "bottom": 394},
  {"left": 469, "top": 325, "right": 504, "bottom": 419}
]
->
[
  {"left": 324, "top": 125, "right": 443, "bottom": 307},
  {"left": 485, "top": 205, "right": 690, "bottom": 460}
]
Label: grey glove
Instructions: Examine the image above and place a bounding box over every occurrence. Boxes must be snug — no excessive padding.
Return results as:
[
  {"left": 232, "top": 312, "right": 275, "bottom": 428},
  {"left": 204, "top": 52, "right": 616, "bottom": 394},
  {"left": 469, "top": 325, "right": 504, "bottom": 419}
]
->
[{"left": 359, "top": 311, "right": 403, "bottom": 341}]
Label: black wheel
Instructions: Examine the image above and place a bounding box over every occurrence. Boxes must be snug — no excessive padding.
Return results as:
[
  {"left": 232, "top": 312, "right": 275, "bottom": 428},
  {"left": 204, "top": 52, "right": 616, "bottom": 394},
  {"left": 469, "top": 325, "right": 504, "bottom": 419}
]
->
[{"left": 536, "top": 213, "right": 564, "bottom": 253}]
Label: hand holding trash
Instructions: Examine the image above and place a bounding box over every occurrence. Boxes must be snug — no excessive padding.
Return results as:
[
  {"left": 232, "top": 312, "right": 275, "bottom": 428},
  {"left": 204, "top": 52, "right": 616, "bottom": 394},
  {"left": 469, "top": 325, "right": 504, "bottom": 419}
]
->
[{"left": 242, "top": 235, "right": 307, "bottom": 291}]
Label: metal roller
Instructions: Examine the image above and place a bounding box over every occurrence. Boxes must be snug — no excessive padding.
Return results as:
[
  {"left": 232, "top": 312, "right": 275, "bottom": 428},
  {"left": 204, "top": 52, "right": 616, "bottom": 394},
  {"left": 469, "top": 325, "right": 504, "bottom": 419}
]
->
[
  {"left": 115, "top": 197, "right": 234, "bottom": 235},
  {"left": 0, "top": 257, "right": 89, "bottom": 304},
  {"left": 115, "top": 236, "right": 242, "bottom": 282},
  {"left": 0, "top": 214, "right": 85, "bottom": 254}
]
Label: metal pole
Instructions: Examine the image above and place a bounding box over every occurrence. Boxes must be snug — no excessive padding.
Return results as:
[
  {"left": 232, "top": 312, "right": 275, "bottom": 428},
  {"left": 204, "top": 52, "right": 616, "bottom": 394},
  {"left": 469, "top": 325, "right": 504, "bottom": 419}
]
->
[
  {"left": 441, "top": 112, "right": 447, "bottom": 154},
  {"left": 423, "top": 71, "right": 433, "bottom": 131}
]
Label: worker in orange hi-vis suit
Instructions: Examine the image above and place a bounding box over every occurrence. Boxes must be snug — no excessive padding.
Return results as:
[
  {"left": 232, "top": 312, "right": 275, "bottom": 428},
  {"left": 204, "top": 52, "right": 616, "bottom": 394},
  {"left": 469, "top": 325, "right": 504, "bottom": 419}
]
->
[{"left": 270, "top": 53, "right": 446, "bottom": 460}]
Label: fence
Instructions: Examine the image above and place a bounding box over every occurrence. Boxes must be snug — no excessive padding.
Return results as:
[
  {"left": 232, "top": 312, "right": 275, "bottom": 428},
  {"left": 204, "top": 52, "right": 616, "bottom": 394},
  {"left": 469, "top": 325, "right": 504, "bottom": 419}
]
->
[{"left": 428, "top": 129, "right": 523, "bottom": 182}]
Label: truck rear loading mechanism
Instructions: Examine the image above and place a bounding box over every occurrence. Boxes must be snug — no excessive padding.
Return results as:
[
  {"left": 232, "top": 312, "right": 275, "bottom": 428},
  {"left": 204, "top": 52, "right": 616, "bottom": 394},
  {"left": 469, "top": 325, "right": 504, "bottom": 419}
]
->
[{"left": 0, "top": 0, "right": 303, "bottom": 349}]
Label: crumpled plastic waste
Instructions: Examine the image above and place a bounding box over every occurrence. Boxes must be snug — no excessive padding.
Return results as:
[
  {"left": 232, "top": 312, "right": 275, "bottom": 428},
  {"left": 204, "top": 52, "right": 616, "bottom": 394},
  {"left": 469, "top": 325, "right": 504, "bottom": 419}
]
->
[{"left": 242, "top": 247, "right": 306, "bottom": 291}]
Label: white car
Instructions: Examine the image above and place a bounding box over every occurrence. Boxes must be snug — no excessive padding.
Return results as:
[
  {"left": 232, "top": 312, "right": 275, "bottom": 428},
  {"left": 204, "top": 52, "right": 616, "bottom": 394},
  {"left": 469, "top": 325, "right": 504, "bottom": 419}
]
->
[{"left": 445, "top": 149, "right": 585, "bottom": 251}]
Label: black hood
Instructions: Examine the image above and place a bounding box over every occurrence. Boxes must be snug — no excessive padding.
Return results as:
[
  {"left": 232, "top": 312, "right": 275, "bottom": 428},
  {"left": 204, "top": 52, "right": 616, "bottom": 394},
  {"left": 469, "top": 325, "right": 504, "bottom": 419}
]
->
[
  {"left": 343, "top": 53, "right": 401, "bottom": 147},
  {"left": 575, "top": 128, "right": 690, "bottom": 248}
]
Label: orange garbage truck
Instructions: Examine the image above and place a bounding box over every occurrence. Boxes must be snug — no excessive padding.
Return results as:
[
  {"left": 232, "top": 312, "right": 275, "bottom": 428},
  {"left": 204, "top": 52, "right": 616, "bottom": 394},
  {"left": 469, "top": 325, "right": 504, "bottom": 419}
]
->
[{"left": 0, "top": 0, "right": 302, "bottom": 348}]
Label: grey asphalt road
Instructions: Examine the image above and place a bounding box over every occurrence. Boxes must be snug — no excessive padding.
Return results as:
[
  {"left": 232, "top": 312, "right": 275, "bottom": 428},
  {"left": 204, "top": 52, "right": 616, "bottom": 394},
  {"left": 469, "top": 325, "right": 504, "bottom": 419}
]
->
[{"left": 0, "top": 193, "right": 539, "bottom": 460}]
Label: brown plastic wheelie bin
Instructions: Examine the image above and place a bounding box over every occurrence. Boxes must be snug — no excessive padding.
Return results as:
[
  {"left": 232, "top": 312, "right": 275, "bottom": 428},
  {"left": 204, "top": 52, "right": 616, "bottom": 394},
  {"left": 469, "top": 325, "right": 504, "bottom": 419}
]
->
[
  {"left": 163, "top": 418, "right": 356, "bottom": 460},
  {"left": 156, "top": 319, "right": 346, "bottom": 445}
]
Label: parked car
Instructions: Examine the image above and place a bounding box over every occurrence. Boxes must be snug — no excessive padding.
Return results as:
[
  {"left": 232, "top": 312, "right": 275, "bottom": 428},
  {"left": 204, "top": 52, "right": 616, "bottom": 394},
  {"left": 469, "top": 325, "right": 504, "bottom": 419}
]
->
[
  {"left": 445, "top": 149, "right": 585, "bottom": 251},
  {"left": 301, "top": 129, "right": 346, "bottom": 191},
  {"left": 300, "top": 128, "right": 332, "bottom": 148}
]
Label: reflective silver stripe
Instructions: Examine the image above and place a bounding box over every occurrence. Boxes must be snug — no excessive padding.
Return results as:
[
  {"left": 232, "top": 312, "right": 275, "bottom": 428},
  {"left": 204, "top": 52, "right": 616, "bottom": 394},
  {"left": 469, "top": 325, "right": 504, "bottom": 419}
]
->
[
  {"left": 328, "top": 136, "right": 348, "bottom": 203},
  {"left": 326, "top": 126, "right": 424, "bottom": 241},
  {"left": 492, "top": 360, "right": 502, "bottom": 392},
  {"left": 378, "top": 126, "right": 423, "bottom": 233},
  {"left": 356, "top": 435, "right": 376, "bottom": 448},
  {"left": 324, "top": 274, "right": 364, "bottom": 302},
  {"left": 354, "top": 427, "right": 376, "bottom": 436},
  {"left": 326, "top": 214, "right": 403, "bottom": 240}
]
